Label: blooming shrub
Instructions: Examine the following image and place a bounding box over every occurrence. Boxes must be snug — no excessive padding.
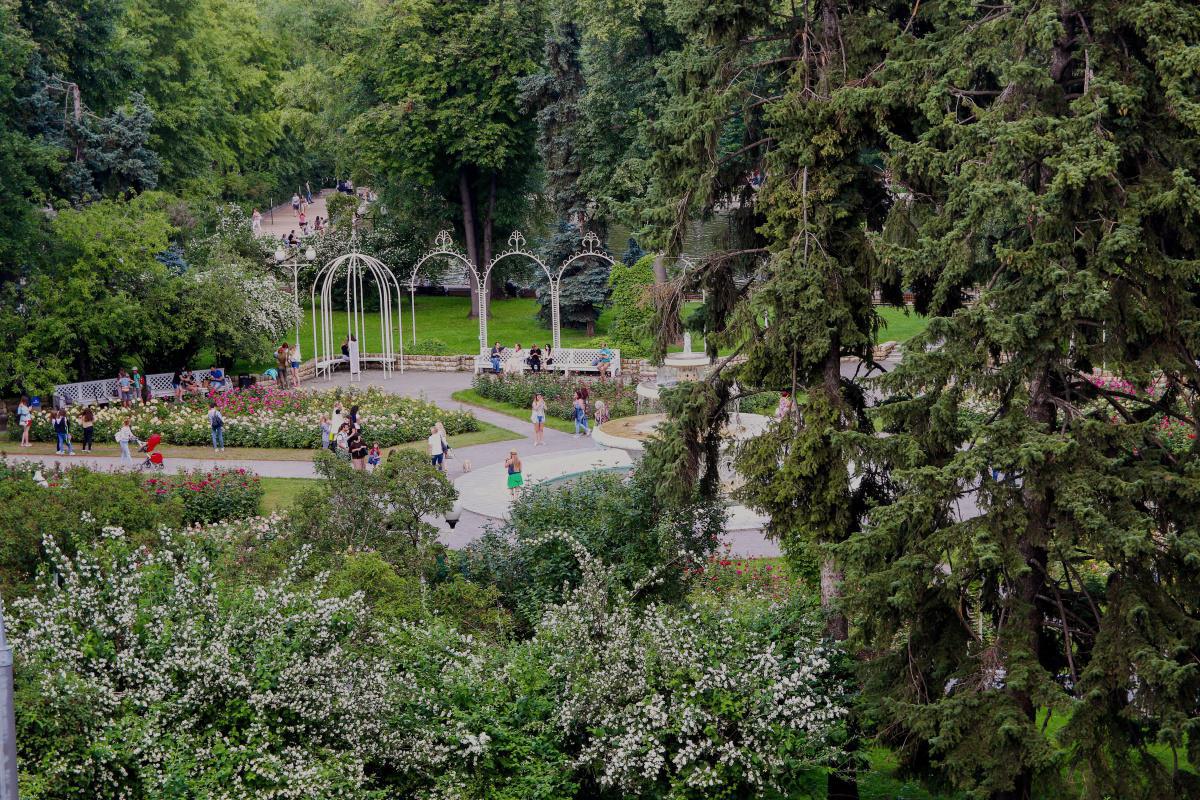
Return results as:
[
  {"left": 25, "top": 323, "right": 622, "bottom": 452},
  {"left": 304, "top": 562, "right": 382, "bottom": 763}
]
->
[
  {"left": 687, "top": 552, "right": 796, "bottom": 602},
  {"left": 471, "top": 372, "right": 638, "bottom": 420},
  {"left": 21, "top": 385, "right": 478, "bottom": 448},
  {"left": 11, "top": 533, "right": 399, "bottom": 800},
  {"left": 403, "top": 534, "right": 849, "bottom": 798},
  {"left": 144, "top": 466, "right": 264, "bottom": 524}
]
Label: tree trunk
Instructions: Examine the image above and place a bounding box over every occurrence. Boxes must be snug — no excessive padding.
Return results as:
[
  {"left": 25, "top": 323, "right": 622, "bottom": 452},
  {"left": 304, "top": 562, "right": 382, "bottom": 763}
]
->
[
  {"left": 459, "top": 169, "right": 481, "bottom": 319},
  {"left": 483, "top": 172, "right": 499, "bottom": 309},
  {"left": 993, "top": 377, "right": 1053, "bottom": 800},
  {"left": 652, "top": 252, "right": 668, "bottom": 285}
]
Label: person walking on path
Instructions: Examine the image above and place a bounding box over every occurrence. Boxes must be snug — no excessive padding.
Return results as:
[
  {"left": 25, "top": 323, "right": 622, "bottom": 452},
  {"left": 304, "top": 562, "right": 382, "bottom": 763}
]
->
[
  {"left": 305, "top": 182, "right": 313, "bottom": 205},
  {"left": 435, "top": 420, "right": 450, "bottom": 464},
  {"left": 52, "top": 409, "right": 74, "bottom": 455},
  {"left": 428, "top": 425, "right": 444, "bottom": 469},
  {"left": 292, "top": 193, "right": 302, "bottom": 216},
  {"left": 504, "top": 450, "right": 523, "bottom": 498},
  {"left": 16, "top": 396, "right": 32, "bottom": 447},
  {"left": 251, "top": 208, "right": 262, "bottom": 233},
  {"left": 80, "top": 406, "right": 95, "bottom": 452},
  {"left": 115, "top": 418, "right": 137, "bottom": 465},
  {"left": 530, "top": 394, "right": 547, "bottom": 446},
  {"left": 207, "top": 401, "right": 225, "bottom": 451},
  {"left": 572, "top": 390, "right": 589, "bottom": 437}
]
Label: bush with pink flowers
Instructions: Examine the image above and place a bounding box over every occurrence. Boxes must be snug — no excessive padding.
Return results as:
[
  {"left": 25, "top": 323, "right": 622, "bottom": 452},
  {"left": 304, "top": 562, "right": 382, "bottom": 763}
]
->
[{"left": 145, "top": 467, "right": 264, "bottom": 524}]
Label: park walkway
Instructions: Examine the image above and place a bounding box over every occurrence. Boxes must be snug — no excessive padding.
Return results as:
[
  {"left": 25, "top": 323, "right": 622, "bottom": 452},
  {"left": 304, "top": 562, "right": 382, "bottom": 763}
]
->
[
  {"left": 2, "top": 369, "right": 784, "bottom": 557},
  {"left": 256, "top": 189, "right": 332, "bottom": 242}
]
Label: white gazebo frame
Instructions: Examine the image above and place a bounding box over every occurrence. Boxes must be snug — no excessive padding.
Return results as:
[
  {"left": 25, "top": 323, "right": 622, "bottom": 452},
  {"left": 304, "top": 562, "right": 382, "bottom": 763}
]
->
[
  {"left": 311, "top": 251, "right": 405, "bottom": 380},
  {"left": 407, "top": 229, "right": 617, "bottom": 352}
]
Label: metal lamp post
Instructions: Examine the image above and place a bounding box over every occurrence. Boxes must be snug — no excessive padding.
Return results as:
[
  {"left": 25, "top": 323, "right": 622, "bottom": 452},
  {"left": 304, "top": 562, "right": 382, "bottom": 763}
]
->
[
  {"left": 0, "top": 605, "right": 18, "bottom": 799},
  {"left": 275, "top": 245, "right": 317, "bottom": 365}
]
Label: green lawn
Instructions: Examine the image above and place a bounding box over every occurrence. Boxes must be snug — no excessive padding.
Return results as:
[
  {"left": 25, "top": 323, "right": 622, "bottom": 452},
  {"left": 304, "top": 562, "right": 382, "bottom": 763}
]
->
[
  {"left": 224, "top": 296, "right": 928, "bottom": 373},
  {"left": 260, "top": 476, "right": 314, "bottom": 514}
]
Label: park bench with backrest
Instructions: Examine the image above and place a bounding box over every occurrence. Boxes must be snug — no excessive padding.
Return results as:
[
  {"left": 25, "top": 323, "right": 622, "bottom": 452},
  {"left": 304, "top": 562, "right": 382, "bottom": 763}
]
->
[
  {"left": 472, "top": 347, "right": 620, "bottom": 377},
  {"left": 53, "top": 368, "right": 230, "bottom": 407}
]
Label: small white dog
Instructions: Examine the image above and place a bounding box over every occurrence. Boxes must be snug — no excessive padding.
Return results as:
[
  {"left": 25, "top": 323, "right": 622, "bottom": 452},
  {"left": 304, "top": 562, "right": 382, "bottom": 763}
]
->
[{"left": 461, "top": 459, "right": 472, "bottom": 473}]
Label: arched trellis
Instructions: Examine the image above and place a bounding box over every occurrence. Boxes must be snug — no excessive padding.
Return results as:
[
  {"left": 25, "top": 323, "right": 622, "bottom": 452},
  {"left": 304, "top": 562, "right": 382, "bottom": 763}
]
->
[
  {"left": 407, "top": 229, "right": 618, "bottom": 353},
  {"left": 311, "top": 251, "right": 404, "bottom": 380}
]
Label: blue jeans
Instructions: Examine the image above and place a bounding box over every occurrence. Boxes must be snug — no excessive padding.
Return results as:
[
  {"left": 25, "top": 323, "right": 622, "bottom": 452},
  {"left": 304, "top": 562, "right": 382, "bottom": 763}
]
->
[
  {"left": 56, "top": 432, "right": 73, "bottom": 454},
  {"left": 574, "top": 410, "right": 589, "bottom": 434},
  {"left": 211, "top": 426, "right": 225, "bottom": 449}
]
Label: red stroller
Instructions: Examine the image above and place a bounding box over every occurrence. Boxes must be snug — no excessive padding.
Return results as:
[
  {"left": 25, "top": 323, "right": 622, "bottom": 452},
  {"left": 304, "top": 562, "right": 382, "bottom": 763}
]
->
[{"left": 138, "top": 433, "right": 164, "bottom": 471}]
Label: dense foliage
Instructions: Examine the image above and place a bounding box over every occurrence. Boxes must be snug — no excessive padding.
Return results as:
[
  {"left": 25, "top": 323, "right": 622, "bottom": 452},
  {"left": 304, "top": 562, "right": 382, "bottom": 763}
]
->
[
  {"left": 467, "top": 469, "right": 723, "bottom": 631},
  {"left": 145, "top": 466, "right": 264, "bottom": 525}
]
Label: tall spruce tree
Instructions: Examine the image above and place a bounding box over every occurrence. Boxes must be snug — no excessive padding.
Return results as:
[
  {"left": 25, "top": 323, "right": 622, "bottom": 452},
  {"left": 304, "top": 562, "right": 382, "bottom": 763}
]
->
[
  {"left": 634, "top": 2, "right": 900, "bottom": 797},
  {"left": 843, "top": 2, "right": 1200, "bottom": 798}
]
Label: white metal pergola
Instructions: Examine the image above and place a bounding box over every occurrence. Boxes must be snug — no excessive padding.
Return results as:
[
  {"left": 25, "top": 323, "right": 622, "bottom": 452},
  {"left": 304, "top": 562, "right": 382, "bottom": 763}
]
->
[
  {"left": 311, "top": 251, "right": 405, "bottom": 380},
  {"left": 407, "top": 229, "right": 617, "bottom": 353}
]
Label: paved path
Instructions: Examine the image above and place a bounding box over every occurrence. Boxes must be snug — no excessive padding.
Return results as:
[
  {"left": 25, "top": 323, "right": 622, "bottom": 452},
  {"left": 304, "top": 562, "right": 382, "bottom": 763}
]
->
[
  {"left": 7, "top": 370, "right": 785, "bottom": 557},
  {"left": 256, "top": 189, "right": 331, "bottom": 242}
]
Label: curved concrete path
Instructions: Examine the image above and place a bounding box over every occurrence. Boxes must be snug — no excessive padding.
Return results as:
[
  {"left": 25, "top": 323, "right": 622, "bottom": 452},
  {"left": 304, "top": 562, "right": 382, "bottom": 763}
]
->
[{"left": 6, "top": 370, "right": 784, "bottom": 556}]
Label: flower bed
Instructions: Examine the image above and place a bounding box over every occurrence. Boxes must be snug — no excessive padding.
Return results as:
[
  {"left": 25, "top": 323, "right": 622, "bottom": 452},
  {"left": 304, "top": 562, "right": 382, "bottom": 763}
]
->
[
  {"left": 145, "top": 467, "right": 264, "bottom": 525},
  {"left": 19, "top": 385, "right": 479, "bottom": 449},
  {"left": 471, "top": 372, "right": 639, "bottom": 420}
]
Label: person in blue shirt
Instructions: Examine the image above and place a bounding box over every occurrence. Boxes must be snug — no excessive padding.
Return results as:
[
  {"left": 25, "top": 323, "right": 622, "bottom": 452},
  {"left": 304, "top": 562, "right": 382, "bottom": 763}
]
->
[{"left": 593, "top": 344, "right": 614, "bottom": 379}]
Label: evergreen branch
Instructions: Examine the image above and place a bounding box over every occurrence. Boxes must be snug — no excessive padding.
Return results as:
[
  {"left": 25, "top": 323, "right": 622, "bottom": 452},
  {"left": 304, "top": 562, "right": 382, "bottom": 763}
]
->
[{"left": 715, "top": 138, "right": 776, "bottom": 167}]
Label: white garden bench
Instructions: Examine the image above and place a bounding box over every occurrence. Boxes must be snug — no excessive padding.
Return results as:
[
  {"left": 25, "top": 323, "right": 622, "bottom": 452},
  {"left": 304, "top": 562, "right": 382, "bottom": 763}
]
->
[
  {"left": 472, "top": 347, "right": 620, "bottom": 377},
  {"left": 53, "top": 368, "right": 230, "bottom": 407}
]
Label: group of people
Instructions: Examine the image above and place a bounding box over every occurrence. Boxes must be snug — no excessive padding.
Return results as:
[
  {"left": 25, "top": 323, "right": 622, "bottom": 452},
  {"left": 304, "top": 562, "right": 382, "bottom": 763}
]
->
[
  {"left": 266, "top": 342, "right": 302, "bottom": 388},
  {"left": 489, "top": 342, "right": 554, "bottom": 375},
  {"left": 527, "top": 388, "right": 608, "bottom": 444},
  {"left": 488, "top": 342, "right": 615, "bottom": 379},
  {"left": 14, "top": 393, "right": 144, "bottom": 464},
  {"left": 248, "top": 181, "right": 327, "bottom": 238},
  {"left": 319, "top": 400, "right": 383, "bottom": 471}
]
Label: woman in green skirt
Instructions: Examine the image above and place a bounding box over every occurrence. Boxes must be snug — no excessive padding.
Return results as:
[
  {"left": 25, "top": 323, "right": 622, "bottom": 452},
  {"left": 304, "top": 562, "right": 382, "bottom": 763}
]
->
[{"left": 505, "top": 450, "right": 523, "bottom": 497}]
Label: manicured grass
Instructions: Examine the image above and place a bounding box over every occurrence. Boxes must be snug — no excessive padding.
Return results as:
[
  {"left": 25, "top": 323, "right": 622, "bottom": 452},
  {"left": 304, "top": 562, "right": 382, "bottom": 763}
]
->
[
  {"left": 451, "top": 389, "right": 579, "bottom": 434},
  {"left": 260, "top": 476, "right": 314, "bottom": 514},
  {"left": 877, "top": 305, "right": 929, "bottom": 343},
  {"left": 219, "top": 296, "right": 928, "bottom": 373},
  {"left": 4, "top": 422, "right": 520, "bottom": 462}
]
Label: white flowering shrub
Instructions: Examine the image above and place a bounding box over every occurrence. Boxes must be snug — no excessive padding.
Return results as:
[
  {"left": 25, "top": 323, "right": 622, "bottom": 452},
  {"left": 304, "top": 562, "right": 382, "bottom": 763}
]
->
[
  {"left": 385, "top": 534, "right": 848, "bottom": 800},
  {"left": 10, "top": 531, "right": 398, "bottom": 800},
  {"left": 535, "top": 535, "right": 848, "bottom": 798}
]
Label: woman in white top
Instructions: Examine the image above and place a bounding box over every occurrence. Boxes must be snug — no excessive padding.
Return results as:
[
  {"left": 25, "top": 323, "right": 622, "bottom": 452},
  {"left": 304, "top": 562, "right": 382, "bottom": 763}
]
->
[
  {"left": 530, "top": 393, "right": 547, "bottom": 446},
  {"left": 16, "top": 396, "right": 31, "bottom": 447},
  {"left": 115, "top": 419, "right": 137, "bottom": 465},
  {"left": 505, "top": 344, "right": 525, "bottom": 374}
]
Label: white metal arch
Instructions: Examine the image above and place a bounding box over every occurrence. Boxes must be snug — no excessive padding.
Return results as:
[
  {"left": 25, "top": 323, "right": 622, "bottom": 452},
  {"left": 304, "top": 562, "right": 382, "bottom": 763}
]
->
[
  {"left": 406, "top": 230, "right": 479, "bottom": 349},
  {"left": 310, "top": 251, "right": 405, "bottom": 380},
  {"left": 552, "top": 231, "right": 617, "bottom": 350},
  {"left": 408, "top": 229, "right": 619, "bottom": 354}
]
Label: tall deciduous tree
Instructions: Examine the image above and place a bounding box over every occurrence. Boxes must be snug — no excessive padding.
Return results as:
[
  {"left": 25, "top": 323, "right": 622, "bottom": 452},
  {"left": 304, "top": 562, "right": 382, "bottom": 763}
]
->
[
  {"left": 844, "top": 3, "right": 1200, "bottom": 798},
  {"left": 349, "top": 0, "right": 544, "bottom": 319}
]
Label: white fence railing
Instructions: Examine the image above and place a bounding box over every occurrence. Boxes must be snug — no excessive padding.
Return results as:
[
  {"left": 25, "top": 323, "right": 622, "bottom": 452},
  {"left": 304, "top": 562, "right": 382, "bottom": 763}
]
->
[
  {"left": 472, "top": 348, "right": 620, "bottom": 376},
  {"left": 53, "top": 368, "right": 227, "bottom": 407}
]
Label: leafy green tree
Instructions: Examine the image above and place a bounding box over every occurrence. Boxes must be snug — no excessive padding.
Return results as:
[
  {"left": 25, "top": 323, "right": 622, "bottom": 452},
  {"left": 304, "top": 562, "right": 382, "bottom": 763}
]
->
[
  {"left": 348, "top": 0, "right": 544, "bottom": 317},
  {"left": 842, "top": 3, "right": 1200, "bottom": 798},
  {"left": 1, "top": 193, "right": 181, "bottom": 392},
  {"left": 292, "top": 450, "right": 457, "bottom": 564},
  {"left": 605, "top": 252, "right": 655, "bottom": 355}
]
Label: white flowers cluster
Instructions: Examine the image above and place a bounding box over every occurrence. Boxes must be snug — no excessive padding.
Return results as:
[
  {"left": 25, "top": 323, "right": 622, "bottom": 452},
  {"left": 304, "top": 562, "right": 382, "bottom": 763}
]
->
[
  {"left": 9, "top": 530, "right": 400, "bottom": 799},
  {"left": 535, "top": 537, "right": 849, "bottom": 795}
]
